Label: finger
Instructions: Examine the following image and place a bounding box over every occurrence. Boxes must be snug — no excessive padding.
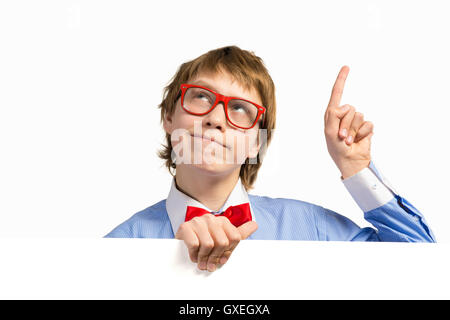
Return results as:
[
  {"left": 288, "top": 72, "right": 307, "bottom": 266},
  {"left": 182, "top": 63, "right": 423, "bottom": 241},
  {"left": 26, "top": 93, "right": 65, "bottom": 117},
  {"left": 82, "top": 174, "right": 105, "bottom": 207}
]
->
[
  {"left": 175, "top": 223, "right": 200, "bottom": 263},
  {"left": 355, "top": 132, "right": 374, "bottom": 151},
  {"left": 237, "top": 220, "right": 258, "bottom": 240},
  {"left": 345, "top": 111, "right": 365, "bottom": 145},
  {"left": 220, "top": 250, "right": 233, "bottom": 266},
  {"left": 337, "top": 105, "right": 356, "bottom": 140},
  {"left": 354, "top": 121, "right": 374, "bottom": 143},
  {"left": 191, "top": 217, "right": 215, "bottom": 271},
  {"left": 206, "top": 217, "right": 230, "bottom": 272},
  {"left": 324, "top": 104, "right": 351, "bottom": 138},
  {"left": 219, "top": 220, "right": 242, "bottom": 265},
  {"left": 327, "top": 65, "right": 350, "bottom": 109}
]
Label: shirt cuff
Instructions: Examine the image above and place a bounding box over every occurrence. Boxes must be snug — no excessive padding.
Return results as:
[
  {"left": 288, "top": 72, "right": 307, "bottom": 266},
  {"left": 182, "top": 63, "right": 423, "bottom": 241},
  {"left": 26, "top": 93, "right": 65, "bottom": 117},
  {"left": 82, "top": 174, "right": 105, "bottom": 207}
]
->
[{"left": 341, "top": 161, "right": 396, "bottom": 212}]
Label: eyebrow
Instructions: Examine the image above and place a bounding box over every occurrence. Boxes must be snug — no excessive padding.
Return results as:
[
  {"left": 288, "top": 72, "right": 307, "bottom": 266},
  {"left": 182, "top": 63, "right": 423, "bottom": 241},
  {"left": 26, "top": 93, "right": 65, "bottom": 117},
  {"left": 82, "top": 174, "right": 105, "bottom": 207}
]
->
[
  {"left": 190, "top": 80, "right": 246, "bottom": 100},
  {"left": 190, "top": 80, "right": 220, "bottom": 93}
]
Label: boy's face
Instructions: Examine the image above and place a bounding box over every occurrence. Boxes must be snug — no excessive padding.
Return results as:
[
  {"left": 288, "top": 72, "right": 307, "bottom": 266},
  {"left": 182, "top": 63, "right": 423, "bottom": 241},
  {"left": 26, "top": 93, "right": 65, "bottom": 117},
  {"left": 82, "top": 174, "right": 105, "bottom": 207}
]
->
[{"left": 163, "top": 69, "right": 262, "bottom": 176}]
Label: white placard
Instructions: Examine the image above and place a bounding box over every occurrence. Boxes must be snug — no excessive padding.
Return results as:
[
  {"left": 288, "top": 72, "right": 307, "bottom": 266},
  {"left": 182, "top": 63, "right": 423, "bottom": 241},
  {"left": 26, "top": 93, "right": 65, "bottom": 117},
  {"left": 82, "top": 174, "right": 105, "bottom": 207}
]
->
[{"left": 0, "top": 239, "right": 448, "bottom": 299}]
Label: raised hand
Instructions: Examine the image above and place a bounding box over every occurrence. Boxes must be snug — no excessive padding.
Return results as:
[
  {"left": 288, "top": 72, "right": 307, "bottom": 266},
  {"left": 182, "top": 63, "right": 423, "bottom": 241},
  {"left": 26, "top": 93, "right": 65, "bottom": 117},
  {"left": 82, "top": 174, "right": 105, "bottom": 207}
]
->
[{"left": 324, "top": 66, "right": 374, "bottom": 179}]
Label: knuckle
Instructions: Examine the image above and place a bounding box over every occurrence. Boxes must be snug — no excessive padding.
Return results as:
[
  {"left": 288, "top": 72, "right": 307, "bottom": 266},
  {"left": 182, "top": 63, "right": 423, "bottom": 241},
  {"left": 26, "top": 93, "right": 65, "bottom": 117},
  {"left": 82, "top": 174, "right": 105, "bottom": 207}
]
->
[
  {"left": 204, "top": 214, "right": 219, "bottom": 226},
  {"left": 190, "top": 216, "right": 200, "bottom": 224},
  {"left": 355, "top": 111, "right": 364, "bottom": 119},
  {"left": 175, "top": 223, "right": 189, "bottom": 238},
  {"left": 197, "top": 253, "right": 208, "bottom": 261},
  {"left": 216, "top": 238, "right": 229, "bottom": 249},
  {"left": 185, "top": 238, "right": 199, "bottom": 249},
  {"left": 175, "top": 225, "right": 184, "bottom": 238},
  {"left": 229, "top": 232, "right": 241, "bottom": 244},
  {"left": 178, "top": 222, "right": 190, "bottom": 231},
  {"left": 216, "top": 216, "right": 229, "bottom": 225},
  {"left": 341, "top": 105, "right": 354, "bottom": 117},
  {"left": 189, "top": 255, "right": 198, "bottom": 264},
  {"left": 208, "top": 255, "right": 221, "bottom": 264},
  {"left": 223, "top": 249, "right": 233, "bottom": 259},
  {"left": 229, "top": 240, "right": 240, "bottom": 250},
  {"left": 201, "top": 214, "right": 214, "bottom": 222},
  {"left": 330, "top": 108, "right": 339, "bottom": 116},
  {"left": 189, "top": 241, "right": 200, "bottom": 250},
  {"left": 202, "top": 240, "right": 215, "bottom": 250},
  {"left": 191, "top": 216, "right": 207, "bottom": 227}
]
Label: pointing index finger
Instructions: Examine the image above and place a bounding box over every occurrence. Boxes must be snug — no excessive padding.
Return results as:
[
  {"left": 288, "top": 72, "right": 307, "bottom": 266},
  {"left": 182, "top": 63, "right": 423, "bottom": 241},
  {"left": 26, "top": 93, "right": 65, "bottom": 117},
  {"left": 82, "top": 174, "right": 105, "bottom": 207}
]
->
[{"left": 328, "top": 65, "right": 350, "bottom": 109}]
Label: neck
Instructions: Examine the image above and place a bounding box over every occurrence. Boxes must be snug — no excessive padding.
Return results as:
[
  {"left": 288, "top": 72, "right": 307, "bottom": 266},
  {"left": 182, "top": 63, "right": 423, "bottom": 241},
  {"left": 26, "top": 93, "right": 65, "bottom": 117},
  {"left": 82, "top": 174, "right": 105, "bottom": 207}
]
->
[{"left": 175, "top": 165, "right": 241, "bottom": 212}]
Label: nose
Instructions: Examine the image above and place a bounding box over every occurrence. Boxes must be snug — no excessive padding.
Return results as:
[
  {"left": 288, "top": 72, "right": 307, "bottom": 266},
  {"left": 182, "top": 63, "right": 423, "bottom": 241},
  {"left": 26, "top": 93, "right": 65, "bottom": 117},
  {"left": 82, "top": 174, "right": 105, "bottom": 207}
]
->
[{"left": 203, "top": 101, "right": 227, "bottom": 131}]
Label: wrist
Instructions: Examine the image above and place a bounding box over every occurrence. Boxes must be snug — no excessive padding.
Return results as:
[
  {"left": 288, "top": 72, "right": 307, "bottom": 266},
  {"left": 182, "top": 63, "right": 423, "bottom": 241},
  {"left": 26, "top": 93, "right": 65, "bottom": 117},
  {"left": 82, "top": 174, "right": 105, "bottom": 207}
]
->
[{"left": 338, "top": 159, "right": 371, "bottom": 180}]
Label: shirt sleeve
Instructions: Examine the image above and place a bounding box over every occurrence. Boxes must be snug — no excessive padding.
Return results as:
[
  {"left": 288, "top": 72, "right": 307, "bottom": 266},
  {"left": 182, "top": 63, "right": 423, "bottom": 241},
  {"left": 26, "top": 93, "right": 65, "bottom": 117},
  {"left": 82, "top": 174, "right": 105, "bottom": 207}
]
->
[
  {"left": 335, "top": 160, "right": 436, "bottom": 242},
  {"left": 104, "top": 223, "right": 132, "bottom": 238}
]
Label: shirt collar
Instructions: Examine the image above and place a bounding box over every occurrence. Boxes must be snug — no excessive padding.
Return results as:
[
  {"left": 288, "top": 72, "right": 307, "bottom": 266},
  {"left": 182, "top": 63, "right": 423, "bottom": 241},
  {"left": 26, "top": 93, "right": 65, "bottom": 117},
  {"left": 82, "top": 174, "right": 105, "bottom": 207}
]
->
[{"left": 165, "top": 177, "right": 255, "bottom": 235}]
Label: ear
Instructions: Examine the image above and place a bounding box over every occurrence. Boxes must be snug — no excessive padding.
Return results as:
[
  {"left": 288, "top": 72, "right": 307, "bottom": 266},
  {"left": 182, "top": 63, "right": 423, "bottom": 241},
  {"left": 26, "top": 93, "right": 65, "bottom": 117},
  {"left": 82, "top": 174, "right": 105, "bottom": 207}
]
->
[
  {"left": 248, "top": 137, "right": 262, "bottom": 159},
  {"left": 162, "top": 111, "right": 173, "bottom": 135}
]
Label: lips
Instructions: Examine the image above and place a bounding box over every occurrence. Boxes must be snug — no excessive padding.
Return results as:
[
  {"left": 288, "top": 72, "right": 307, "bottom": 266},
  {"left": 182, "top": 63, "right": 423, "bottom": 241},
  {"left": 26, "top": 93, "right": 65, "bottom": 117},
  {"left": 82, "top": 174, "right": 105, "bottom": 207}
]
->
[{"left": 190, "top": 133, "right": 230, "bottom": 149}]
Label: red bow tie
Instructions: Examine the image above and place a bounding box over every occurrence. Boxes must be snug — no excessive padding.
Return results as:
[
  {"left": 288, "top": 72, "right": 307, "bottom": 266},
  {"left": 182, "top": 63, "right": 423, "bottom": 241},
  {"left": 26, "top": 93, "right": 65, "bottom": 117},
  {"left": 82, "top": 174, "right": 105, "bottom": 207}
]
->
[{"left": 185, "top": 203, "right": 252, "bottom": 227}]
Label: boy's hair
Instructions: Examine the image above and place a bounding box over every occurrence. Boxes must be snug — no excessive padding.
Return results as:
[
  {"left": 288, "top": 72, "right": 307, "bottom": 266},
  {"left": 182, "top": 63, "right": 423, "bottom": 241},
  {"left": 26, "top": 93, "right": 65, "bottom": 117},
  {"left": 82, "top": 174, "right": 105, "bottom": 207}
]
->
[{"left": 157, "top": 45, "right": 276, "bottom": 191}]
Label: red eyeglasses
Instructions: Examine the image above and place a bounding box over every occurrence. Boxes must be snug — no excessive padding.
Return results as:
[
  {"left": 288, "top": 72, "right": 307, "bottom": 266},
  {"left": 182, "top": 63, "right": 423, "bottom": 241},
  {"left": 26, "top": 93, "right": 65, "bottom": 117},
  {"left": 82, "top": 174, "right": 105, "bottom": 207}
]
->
[{"left": 179, "top": 83, "right": 266, "bottom": 129}]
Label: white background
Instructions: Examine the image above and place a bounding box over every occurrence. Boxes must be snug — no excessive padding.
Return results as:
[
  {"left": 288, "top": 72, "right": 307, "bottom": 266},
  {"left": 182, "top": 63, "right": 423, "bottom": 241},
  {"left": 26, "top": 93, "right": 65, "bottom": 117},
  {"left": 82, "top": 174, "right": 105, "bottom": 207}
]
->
[
  {"left": 1, "top": 0, "right": 448, "bottom": 240},
  {"left": 1, "top": 0, "right": 449, "bottom": 300}
]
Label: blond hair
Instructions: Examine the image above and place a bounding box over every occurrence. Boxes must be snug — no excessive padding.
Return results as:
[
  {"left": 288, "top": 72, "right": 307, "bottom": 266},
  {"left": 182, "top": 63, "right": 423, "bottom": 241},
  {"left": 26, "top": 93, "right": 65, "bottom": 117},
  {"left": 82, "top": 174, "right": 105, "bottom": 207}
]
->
[{"left": 157, "top": 45, "right": 276, "bottom": 191}]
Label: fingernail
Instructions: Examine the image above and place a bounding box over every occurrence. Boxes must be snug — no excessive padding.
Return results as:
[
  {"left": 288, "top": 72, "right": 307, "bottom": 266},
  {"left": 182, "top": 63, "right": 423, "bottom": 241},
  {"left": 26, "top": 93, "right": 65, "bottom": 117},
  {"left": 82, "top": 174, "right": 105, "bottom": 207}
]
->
[
  {"left": 219, "top": 256, "right": 228, "bottom": 265},
  {"left": 207, "top": 263, "right": 216, "bottom": 272},
  {"left": 346, "top": 135, "right": 353, "bottom": 144},
  {"left": 340, "top": 128, "right": 347, "bottom": 138},
  {"left": 198, "top": 262, "right": 207, "bottom": 270}
]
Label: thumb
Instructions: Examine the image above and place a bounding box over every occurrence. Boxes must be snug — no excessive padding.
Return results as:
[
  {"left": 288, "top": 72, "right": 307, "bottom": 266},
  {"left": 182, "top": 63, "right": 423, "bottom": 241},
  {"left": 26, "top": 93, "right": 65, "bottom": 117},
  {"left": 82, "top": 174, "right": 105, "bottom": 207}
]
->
[{"left": 237, "top": 221, "right": 258, "bottom": 239}]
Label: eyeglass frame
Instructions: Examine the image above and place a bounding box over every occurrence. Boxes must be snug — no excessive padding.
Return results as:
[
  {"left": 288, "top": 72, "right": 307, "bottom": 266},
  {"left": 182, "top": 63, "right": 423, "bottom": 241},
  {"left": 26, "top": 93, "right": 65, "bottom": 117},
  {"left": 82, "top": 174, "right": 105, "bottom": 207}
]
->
[{"left": 178, "top": 83, "right": 266, "bottom": 130}]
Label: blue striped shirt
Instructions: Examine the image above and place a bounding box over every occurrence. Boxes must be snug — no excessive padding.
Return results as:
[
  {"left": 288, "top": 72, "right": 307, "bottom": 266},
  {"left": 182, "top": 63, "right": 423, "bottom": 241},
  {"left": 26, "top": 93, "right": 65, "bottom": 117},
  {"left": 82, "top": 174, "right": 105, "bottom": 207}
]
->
[{"left": 104, "top": 162, "right": 435, "bottom": 242}]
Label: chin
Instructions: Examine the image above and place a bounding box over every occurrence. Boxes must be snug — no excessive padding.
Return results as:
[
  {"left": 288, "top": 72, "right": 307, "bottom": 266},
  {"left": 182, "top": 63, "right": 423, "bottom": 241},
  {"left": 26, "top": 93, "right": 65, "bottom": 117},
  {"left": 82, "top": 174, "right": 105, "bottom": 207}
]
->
[{"left": 190, "top": 160, "right": 240, "bottom": 176}]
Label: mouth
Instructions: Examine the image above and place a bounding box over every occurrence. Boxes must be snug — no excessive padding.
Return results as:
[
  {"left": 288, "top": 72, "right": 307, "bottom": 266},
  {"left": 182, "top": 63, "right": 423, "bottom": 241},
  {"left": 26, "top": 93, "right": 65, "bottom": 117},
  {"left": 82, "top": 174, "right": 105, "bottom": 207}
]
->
[{"left": 190, "top": 134, "right": 230, "bottom": 149}]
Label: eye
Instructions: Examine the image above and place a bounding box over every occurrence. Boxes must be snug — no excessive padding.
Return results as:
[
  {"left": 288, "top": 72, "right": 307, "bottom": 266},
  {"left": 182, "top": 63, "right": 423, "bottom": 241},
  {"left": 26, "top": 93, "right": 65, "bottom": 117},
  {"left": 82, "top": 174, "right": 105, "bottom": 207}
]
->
[
  {"left": 196, "top": 93, "right": 210, "bottom": 100},
  {"left": 191, "top": 90, "right": 213, "bottom": 103},
  {"left": 231, "top": 104, "right": 248, "bottom": 113}
]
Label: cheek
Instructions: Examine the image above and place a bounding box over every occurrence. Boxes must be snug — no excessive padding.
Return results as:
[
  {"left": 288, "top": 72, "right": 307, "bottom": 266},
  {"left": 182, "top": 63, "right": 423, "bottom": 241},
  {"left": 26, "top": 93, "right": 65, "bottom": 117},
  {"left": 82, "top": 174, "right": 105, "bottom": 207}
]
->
[
  {"left": 170, "top": 101, "right": 201, "bottom": 128},
  {"left": 229, "top": 131, "right": 259, "bottom": 158},
  {"left": 173, "top": 113, "right": 196, "bottom": 129},
  {"left": 239, "top": 130, "right": 258, "bottom": 148}
]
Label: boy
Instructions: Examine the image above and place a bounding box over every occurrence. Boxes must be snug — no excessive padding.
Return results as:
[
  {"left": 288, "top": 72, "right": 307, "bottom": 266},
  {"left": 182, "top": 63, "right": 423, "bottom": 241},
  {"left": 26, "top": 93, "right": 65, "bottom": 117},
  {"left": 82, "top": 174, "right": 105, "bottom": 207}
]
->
[{"left": 105, "top": 46, "right": 435, "bottom": 272}]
